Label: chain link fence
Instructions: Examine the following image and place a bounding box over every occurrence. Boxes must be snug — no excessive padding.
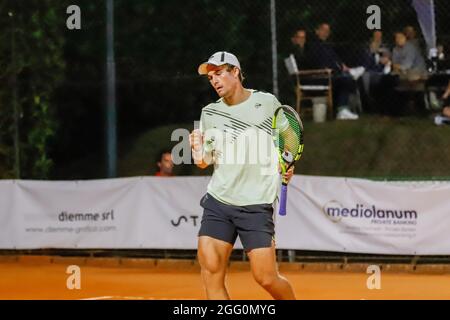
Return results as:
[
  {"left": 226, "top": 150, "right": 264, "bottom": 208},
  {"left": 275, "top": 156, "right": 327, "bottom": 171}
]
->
[{"left": 1, "top": 0, "right": 450, "bottom": 180}]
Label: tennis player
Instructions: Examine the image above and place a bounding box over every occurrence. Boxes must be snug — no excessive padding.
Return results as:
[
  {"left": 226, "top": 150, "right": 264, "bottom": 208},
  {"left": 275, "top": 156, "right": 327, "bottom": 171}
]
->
[{"left": 189, "top": 51, "right": 296, "bottom": 300}]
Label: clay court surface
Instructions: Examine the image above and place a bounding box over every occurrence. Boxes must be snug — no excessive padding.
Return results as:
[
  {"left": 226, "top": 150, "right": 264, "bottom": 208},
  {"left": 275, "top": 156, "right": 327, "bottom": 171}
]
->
[{"left": 1, "top": 256, "right": 450, "bottom": 300}]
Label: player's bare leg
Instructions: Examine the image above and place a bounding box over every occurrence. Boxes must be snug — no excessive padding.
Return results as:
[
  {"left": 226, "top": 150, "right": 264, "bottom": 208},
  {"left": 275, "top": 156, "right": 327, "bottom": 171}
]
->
[
  {"left": 247, "top": 242, "right": 296, "bottom": 300},
  {"left": 197, "top": 236, "right": 233, "bottom": 299}
]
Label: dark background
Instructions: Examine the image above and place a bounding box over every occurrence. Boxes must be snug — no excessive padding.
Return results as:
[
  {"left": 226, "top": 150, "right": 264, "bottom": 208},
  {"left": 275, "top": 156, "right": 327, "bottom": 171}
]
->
[{"left": 0, "top": 0, "right": 449, "bottom": 179}]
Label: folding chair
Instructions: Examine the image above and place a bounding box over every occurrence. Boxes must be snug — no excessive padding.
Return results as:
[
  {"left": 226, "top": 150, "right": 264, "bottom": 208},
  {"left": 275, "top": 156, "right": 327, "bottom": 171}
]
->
[{"left": 284, "top": 54, "right": 333, "bottom": 117}]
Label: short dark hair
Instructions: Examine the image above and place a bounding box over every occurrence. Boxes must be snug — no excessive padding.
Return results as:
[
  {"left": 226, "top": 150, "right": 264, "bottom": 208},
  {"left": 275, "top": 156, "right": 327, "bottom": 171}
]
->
[
  {"left": 316, "top": 22, "right": 329, "bottom": 30},
  {"left": 225, "top": 63, "right": 245, "bottom": 83},
  {"left": 292, "top": 27, "right": 306, "bottom": 36},
  {"left": 156, "top": 149, "right": 172, "bottom": 164}
]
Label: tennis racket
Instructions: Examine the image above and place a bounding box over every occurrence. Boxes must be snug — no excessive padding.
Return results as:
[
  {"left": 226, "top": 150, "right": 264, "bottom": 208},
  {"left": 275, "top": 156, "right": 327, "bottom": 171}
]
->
[{"left": 272, "top": 105, "right": 304, "bottom": 216}]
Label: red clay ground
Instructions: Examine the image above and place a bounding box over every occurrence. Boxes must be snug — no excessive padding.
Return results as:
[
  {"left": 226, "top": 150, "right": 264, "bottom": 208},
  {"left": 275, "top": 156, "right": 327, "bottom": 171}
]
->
[{"left": 1, "top": 256, "right": 450, "bottom": 300}]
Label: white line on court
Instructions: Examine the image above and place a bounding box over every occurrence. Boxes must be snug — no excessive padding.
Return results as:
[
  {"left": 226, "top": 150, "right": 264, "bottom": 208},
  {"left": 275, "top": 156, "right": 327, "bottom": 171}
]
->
[{"left": 81, "top": 296, "right": 196, "bottom": 300}]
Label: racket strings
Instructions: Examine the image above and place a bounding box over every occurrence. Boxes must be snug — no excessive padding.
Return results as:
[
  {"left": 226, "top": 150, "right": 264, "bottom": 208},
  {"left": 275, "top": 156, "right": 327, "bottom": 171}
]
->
[{"left": 275, "top": 111, "right": 302, "bottom": 157}]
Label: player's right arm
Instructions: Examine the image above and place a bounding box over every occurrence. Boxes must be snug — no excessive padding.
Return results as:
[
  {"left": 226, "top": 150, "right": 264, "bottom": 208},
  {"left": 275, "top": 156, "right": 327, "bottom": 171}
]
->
[{"left": 189, "top": 129, "right": 209, "bottom": 169}]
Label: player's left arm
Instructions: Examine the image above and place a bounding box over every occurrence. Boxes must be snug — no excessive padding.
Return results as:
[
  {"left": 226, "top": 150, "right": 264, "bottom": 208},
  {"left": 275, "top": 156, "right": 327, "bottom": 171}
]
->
[{"left": 282, "top": 166, "right": 295, "bottom": 183}]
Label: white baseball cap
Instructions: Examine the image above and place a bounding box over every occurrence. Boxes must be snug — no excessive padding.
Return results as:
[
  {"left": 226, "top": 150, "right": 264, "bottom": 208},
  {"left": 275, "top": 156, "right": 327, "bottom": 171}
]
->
[{"left": 198, "top": 51, "right": 241, "bottom": 75}]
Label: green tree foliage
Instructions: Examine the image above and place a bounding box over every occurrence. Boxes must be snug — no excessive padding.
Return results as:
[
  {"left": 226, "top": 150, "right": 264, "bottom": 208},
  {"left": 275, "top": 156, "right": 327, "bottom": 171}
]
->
[{"left": 0, "top": 0, "right": 65, "bottom": 179}]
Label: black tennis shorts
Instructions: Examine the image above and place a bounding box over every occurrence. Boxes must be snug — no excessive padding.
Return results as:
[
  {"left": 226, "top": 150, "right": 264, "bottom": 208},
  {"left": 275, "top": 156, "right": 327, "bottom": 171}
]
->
[{"left": 198, "top": 193, "right": 275, "bottom": 250}]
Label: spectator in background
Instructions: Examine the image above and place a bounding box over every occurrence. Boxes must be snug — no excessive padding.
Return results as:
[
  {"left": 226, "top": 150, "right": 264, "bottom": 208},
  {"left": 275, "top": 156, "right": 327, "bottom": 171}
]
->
[
  {"left": 403, "top": 25, "right": 421, "bottom": 50},
  {"left": 365, "top": 30, "right": 391, "bottom": 73},
  {"left": 360, "top": 30, "right": 392, "bottom": 113},
  {"left": 290, "top": 28, "right": 312, "bottom": 69},
  {"left": 369, "top": 31, "right": 385, "bottom": 57},
  {"left": 437, "top": 44, "right": 445, "bottom": 61},
  {"left": 392, "top": 31, "right": 426, "bottom": 78},
  {"left": 155, "top": 149, "right": 174, "bottom": 176},
  {"left": 310, "top": 23, "right": 343, "bottom": 72},
  {"left": 371, "top": 31, "right": 391, "bottom": 67},
  {"left": 309, "top": 23, "right": 364, "bottom": 120},
  {"left": 368, "top": 32, "right": 426, "bottom": 116},
  {"left": 435, "top": 81, "right": 450, "bottom": 125}
]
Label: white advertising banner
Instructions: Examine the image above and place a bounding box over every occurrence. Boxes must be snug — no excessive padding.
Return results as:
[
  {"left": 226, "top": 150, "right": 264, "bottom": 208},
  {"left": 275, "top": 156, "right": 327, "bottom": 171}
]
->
[
  {"left": 276, "top": 176, "right": 450, "bottom": 255},
  {"left": 0, "top": 176, "right": 449, "bottom": 254},
  {"left": 13, "top": 178, "right": 144, "bottom": 249},
  {"left": 3, "top": 177, "right": 211, "bottom": 249}
]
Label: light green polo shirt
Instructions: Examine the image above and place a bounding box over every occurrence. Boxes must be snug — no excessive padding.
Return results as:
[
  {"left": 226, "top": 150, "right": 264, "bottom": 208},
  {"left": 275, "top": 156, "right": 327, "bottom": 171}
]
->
[{"left": 199, "top": 90, "right": 284, "bottom": 206}]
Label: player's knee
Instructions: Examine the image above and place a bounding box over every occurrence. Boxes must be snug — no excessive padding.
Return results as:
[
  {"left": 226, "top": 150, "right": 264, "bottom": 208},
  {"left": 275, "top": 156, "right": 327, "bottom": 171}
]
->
[
  {"left": 198, "top": 254, "right": 224, "bottom": 275},
  {"left": 253, "top": 272, "right": 278, "bottom": 289},
  {"left": 201, "top": 261, "right": 222, "bottom": 275}
]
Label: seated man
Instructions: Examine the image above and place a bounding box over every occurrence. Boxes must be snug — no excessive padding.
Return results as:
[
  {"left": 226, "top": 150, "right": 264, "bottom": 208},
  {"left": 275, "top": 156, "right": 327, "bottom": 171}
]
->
[
  {"left": 392, "top": 31, "right": 426, "bottom": 78},
  {"left": 290, "top": 28, "right": 312, "bottom": 70},
  {"left": 360, "top": 30, "right": 393, "bottom": 113},
  {"left": 365, "top": 30, "right": 391, "bottom": 73},
  {"left": 309, "top": 23, "right": 364, "bottom": 120},
  {"left": 368, "top": 32, "right": 427, "bottom": 116},
  {"left": 403, "top": 25, "right": 421, "bottom": 50}
]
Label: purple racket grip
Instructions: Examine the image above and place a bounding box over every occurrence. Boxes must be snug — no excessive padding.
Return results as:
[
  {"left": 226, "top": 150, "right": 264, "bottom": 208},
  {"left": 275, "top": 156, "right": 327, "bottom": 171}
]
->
[{"left": 279, "top": 183, "right": 288, "bottom": 216}]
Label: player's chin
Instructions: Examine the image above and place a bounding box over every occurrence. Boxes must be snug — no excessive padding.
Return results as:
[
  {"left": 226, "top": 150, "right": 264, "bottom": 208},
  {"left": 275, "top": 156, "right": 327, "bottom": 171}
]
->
[{"left": 216, "top": 89, "right": 226, "bottom": 97}]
